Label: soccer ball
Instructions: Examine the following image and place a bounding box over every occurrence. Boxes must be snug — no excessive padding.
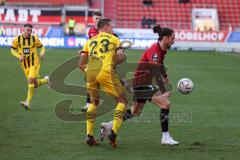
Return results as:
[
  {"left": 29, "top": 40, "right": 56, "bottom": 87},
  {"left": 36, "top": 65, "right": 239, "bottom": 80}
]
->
[{"left": 177, "top": 78, "right": 193, "bottom": 94}]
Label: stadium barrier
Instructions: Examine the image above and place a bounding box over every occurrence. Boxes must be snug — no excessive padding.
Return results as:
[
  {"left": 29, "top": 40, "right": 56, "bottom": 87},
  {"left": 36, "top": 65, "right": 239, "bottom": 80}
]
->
[{"left": 0, "top": 28, "right": 240, "bottom": 53}]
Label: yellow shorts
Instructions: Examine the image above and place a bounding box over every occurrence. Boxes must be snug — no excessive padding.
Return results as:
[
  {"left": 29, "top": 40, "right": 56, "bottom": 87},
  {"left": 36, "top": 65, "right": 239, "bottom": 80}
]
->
[
  {"left": 22, "top": 64, "right": 40, "bottom": 79},
  {"left": 86, "top": 70, "right": 125, "bottom": 99}
]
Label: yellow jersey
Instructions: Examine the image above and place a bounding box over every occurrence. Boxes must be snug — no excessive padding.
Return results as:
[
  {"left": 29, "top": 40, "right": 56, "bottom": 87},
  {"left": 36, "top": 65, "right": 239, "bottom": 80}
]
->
[
  {"left": 11, "top": 35, "right": 43, "bottom": 69},
  {"left": 81, "top": 32, "right": 121, "bottom": 71}
]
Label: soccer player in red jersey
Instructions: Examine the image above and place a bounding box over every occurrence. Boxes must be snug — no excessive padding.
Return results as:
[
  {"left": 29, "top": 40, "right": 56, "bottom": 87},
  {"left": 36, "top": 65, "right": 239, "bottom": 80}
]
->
[
  {"left": 100, "top": 24, "right": 179, "bottom": 145},
  {"left": 88, "top": 11, "right": 102, "bottom": 38}
]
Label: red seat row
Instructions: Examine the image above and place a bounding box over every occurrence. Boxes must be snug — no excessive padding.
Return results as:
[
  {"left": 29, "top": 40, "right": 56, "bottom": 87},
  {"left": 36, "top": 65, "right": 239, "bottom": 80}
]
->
[{"left": 115, "top": 0, "right": 240, "bottom": 30}]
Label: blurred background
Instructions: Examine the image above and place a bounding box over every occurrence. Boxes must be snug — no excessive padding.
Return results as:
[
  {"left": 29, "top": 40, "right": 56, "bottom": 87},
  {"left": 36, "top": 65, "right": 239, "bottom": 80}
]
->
[{"left": 0, "top": 0, "right": 240, "bottom": 51}]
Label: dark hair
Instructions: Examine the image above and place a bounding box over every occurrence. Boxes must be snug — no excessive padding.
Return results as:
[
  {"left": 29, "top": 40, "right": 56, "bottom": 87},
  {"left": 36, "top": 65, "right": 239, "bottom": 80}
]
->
[
  {"left": 24, "top": 23, "right": 33, "bottom": 28},
  {"left": 97, "top": 18, "right": 111, "bottom": 30},
  {"left": 93, "top": 11, "right": 102, "bottom": 17},
  {"left": 153, "top": 24, "right": 174, "bottom": 41}
]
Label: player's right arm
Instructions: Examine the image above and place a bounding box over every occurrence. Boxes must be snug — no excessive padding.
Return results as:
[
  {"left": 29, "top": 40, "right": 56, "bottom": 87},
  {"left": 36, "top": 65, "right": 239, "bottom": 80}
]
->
[
  {"left": 115, "top": 47, "right": 126, "bottom": 65},
  {"left": 78, "top": 40, "right": 89, "bottom": 72},
  {"left": 114, "top": 38, "right": 126, "bottom": 65},
  {"left": 11, "top": 37, "right": 25, "bottom": 60}
]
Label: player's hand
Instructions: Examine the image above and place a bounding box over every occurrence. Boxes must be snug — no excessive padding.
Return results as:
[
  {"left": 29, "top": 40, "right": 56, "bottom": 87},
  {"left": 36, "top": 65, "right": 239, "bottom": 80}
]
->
[
  {"left": 40, "top": 53, "right": 44, "bottom": 60},
  {"left": 19, "top": 55, "right": 25, "bottom": 61},
  {"left": 162, "top": 91, "right": 171, "bottom": 97}
]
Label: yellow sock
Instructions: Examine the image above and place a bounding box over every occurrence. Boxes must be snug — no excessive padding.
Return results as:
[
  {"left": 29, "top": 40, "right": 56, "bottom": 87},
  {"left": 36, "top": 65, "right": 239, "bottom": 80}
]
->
[
  {"left": 86, "top": 104, "right": 97, "bottom": 136},
  {"left": 37, "top": 79, "right": 48, "bottom": 87},
  {"left": 27, "top": 84, "right": 34, "bottom": 105},
  {"left": 112, "top": 103, "right": 126, "bottom": 134}
]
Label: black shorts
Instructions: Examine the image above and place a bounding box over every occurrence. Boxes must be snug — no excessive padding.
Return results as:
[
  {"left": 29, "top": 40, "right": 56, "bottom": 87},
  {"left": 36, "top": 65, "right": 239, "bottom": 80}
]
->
[{"left": 133, "top": 85, "right": 158, "bottom": 103}]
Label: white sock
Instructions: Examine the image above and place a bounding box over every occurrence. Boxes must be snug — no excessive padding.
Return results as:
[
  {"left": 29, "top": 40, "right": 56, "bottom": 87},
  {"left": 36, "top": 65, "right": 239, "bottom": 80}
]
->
[
  {"left": 102, "top": 121, "right": 113, "bottom": 130},
  {"left": 162, "top": 131, "right": 170, "bottom": 139},
  {"left": 85, "top": 103, "right": 90, "bottom": 108}
]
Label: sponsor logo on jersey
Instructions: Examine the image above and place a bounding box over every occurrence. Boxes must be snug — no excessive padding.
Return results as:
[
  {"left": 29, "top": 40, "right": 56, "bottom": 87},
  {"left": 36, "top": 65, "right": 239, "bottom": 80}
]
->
[{"left": 152, "top": 53, "right": 158, "bottom": 62}]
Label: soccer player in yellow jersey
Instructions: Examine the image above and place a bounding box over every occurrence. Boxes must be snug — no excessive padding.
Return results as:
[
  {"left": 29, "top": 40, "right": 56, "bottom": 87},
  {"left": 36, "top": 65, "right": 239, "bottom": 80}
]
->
[
  {"left": 79, "top": 18, "right": 127, "bottom": 148},
  {"left": 11, "top": 23, "right": 49, "bottom": 110}
]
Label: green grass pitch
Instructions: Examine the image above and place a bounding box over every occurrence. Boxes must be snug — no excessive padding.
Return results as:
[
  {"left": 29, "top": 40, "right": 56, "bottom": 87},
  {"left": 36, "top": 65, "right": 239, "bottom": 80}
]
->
[{"left": 0, "top": 47, "right": 240, "bottom": 160}]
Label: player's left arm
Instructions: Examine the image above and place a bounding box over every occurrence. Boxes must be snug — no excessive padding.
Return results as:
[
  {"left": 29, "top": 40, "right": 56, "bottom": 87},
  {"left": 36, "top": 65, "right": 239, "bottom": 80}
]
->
[
  {"left": 151, "top": 64, "right": 167, "bottom": 93},
  {"left": 161, "top": 62, "right": 169, "bottom": 83},
  {"left": 35, "top": 36, "right": 46, "bottom": 60}
]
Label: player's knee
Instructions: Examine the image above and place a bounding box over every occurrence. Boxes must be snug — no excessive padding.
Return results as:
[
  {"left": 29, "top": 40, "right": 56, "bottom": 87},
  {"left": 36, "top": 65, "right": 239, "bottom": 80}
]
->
[
  {"left": 90, "top": 99, "right": 99, "bottom": 106},
  {"left": 116, "top": 95, "right": 127, "bottom": 106},
  {"left": 90, "top": 97, "right": 99, "bottom": 106},
  {"left": 28, "top": 79, "right": 33, "bottom": 84},
  {"left": 95, "top": 100, "right": 100, "bottom": 106},
  {"left": 162, "top": 100, "right": 171, "bottom": 109},
  {"left": 131, "top": 108, "right": 142, "bottom": 116},
  {"left": 28, "top": 78, "right": 37, "bottom": 86}
]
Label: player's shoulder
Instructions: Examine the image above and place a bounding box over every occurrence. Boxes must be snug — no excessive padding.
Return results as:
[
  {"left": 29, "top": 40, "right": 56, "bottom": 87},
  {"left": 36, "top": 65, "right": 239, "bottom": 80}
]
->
[
  {"left": 145, "top": 42, "right": 158, "bottom": 53},
  {"left": 31, "top": 34, "right": 39, "bottom": 39},
  {"left": 107, "top": 32, "right": 119, "bottom": 41},
  {"left": 149, "top": 42, "right": 159, "bottom": 50},
  {"left": 13, "top": 35, "right": 21, "bottom": 40},
  {"left": 12, "top": 35, "right": 22, "bottom": 44}
]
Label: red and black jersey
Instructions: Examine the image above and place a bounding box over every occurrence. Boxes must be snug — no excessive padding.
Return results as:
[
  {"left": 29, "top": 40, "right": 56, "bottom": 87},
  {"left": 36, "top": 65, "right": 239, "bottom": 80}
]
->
[
  {"left": 133, "top": 42, "right": 168, "bottom": 93},
  {"left": 88, "top": 26, "right": 99, "bottom": 39}
]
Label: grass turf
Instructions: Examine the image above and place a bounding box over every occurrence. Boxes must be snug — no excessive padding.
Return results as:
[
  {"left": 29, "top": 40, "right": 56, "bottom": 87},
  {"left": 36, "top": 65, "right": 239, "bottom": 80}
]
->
[{"left": 0, "top": 47, "right": 240, "bottom": 160}]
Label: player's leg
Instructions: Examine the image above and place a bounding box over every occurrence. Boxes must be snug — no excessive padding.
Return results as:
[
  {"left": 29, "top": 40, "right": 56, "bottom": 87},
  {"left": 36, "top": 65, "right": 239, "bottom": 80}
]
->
[
  {"left": 100, "top": 100, "right": 145, "bottom": 141},
  {"left": 112, "top": 93, "right": 127, "bottom": 133},
  {"left": 27, "top": 65, "right": 40, "bottom": 108},
  {"left": 21, "top": 77, "right": 36, "bottom": 110},
  {"left": 34, "top": 65, "right": 49, "bottom": 87},
  {"left": 22, "top": 65, "right": 41, "bottom": 109},
  {"left": 20, "top": 68, "right": 31, "bottom": 109},
  {"left": 85, "top": 82, "right": 99, "bottom": 146},
  {"left": 80, "top": 93, "right": 90, "bottom": 112},
  {"left": 37, "top": 77, "right": 48, "bottom": 87},
  {"left": 107, "top": 92, "right": 127, "bottom": 148},
  {"left": 98, "top": 71, "right": 127, "bottom": 148},
  {"left": 102, "top": 101, "right": 144, "bottom": 127},
  {"left": 151, "top": 91, "right": 179, "bottom": 145},
  {"left": 122, "top": 85, "right": 151, "bottom": 120},
  {"left": 25, "top": 77, "right": 38, "bottom": 109},
  {"left": 100, "top": 85, "right": 148, "bottom": 140},
  {"left": 81, "top": 78, "right": 128, "bottom": 113}
]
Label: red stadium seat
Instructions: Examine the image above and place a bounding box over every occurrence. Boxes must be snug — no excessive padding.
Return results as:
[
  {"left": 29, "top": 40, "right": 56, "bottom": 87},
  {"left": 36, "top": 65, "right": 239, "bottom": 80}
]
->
[
  {"left": 115, "top": 0, "right": 240, "bottom": 30},
  {"left": 7, "top": 0, "right": 87, "bottom": 5}
]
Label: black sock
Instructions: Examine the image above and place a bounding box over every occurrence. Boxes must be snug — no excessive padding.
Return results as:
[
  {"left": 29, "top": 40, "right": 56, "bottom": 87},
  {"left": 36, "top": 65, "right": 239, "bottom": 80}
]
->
[
  {"left": 123, "top": 109, "right": 134, "bottom": 121},
  {"left": 86, "top": 93, "right": 90, "bottom": 103},
  {"left": 160, "top": 109, "right": 169, "bottom": 132}
]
